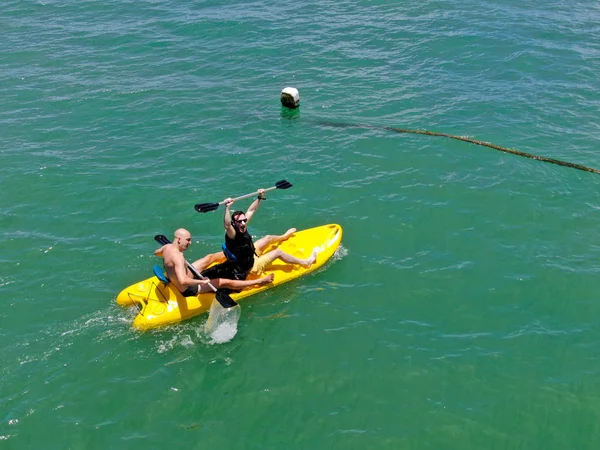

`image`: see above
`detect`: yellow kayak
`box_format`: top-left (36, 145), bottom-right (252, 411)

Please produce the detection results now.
top-left (116, 224), bottom-right (343, 330)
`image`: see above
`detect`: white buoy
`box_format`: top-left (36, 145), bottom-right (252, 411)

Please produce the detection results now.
top-left (280, 87), bottom-right (300, 109)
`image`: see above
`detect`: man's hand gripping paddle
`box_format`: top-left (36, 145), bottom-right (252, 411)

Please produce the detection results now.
top-left (194, 179), bottom-right (293, 213)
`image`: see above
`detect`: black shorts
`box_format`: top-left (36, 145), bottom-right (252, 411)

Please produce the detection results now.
top-left (201, 261), bottom-right (249, 281)
top-left (181, 262), bottom-right (250, 297)
top-left (180, 285), bottom-right (199, 297)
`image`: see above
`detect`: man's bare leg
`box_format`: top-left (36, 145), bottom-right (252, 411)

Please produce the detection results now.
top-left (259, 248), bottom-right (317, 269)
top-left (191, 251), bottom-right (226, 272)
top-left (254, 228), bottom-right (296, 254)
top-left (200, 274), bottom-right (275, 292)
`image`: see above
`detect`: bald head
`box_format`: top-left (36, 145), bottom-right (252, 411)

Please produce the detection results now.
top-left (174, 228), bottom-right (192, 251)
top-left (174, 228), bottom-right (191, 240)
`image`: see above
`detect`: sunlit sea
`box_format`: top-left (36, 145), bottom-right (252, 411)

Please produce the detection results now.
top-left (3, 0), bottom-right (600, 448)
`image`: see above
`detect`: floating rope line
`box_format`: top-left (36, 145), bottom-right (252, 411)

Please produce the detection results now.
top-left (319, 121), bottom-right (600, 175)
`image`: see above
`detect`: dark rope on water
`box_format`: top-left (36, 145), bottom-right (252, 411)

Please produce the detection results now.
top-left (319, 121), bottom-right (600, 175)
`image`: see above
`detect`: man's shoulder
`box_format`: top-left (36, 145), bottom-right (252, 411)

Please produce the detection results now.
top-left (162, 243), bottom-right (180, 258)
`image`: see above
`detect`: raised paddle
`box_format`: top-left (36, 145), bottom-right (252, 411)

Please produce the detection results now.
top-left (194, 179), bottom-right (293, 213)
top-left (154, 234), bottom-right (238, 308)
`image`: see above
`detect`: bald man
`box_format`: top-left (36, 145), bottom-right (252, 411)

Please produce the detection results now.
top-left (154, 228), bottom-right (274, 297)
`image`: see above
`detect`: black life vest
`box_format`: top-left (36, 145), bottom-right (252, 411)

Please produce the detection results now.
top-left (224, 229), bottom-right (256, 271)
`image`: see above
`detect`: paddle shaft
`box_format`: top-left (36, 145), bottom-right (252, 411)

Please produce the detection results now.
top-left (186, 261), bottom-right (217, 293)
top-left (195, 179), bottom-right (292, 213)
top-left (218, 185), bottom-right (279, 207)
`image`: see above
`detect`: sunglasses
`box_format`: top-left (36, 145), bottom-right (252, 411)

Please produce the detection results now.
top-left (235, 218), bottom-right (247, 224)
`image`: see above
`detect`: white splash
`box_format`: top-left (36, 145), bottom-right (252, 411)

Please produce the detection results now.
top-left (204, 301), bottom-right (241, 344)
top-left (333, 244), bottom-right (348, 261)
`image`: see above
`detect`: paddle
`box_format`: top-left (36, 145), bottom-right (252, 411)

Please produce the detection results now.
top-left (154, 234), bottom-right (238, 308)
top-left (194, 179), bottom-right (293, 213)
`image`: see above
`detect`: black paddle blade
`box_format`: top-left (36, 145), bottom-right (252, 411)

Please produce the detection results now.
top-left (275, 179), bottom-right (293, 189)
top-left (154, 234), bottom-right (171, 245)
top-left (215, 289), bottom-right (238, 308)
top-left (195, 202), bottom-right (220, 213)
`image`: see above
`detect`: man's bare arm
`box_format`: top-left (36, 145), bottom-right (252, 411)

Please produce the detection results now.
top-left (154, 244), bottom-right (167, 257)
top-left (245, 188), bottom-right (264, 223)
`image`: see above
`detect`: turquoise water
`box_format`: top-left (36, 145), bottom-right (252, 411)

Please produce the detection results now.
top-left (3, 0), bottom-right (600, 447)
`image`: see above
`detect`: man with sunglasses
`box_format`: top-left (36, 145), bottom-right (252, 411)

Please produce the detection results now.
top-left (201, 188), bottom-right (317, 284)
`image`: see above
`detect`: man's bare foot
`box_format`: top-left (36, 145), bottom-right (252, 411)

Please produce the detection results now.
top-left (281, 228), bottom-right (296, 241)
top-left (257, 273), bottom-right (275, 285)
top-left (302, 251), bottom-right (318, 268)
